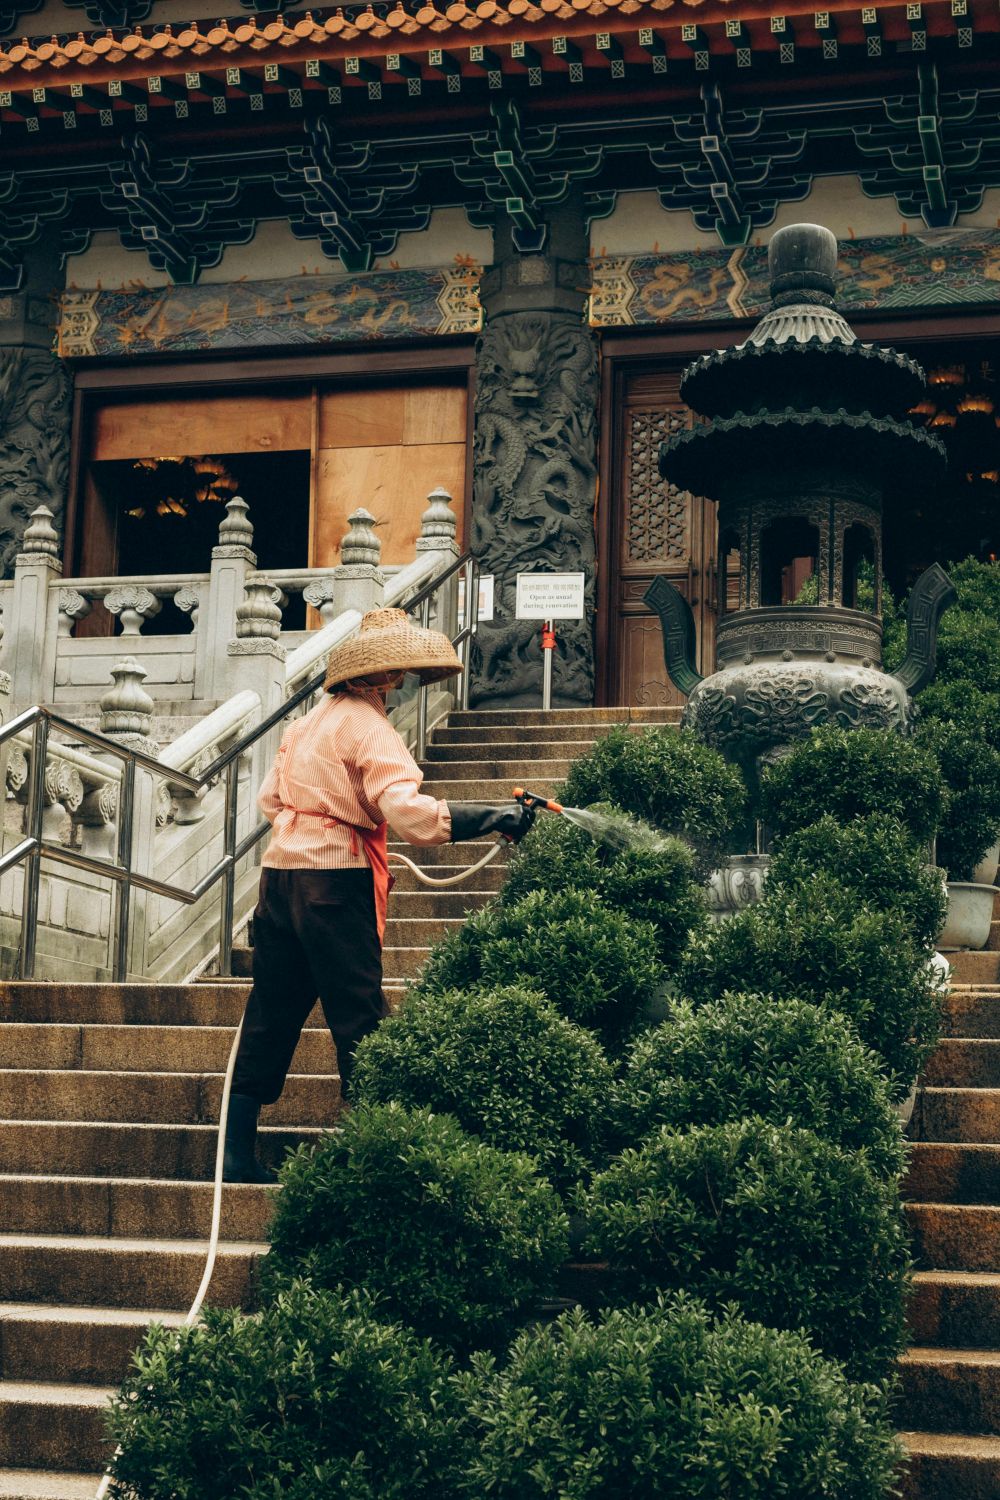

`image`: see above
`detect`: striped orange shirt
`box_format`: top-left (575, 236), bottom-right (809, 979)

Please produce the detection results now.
top-left (259, 688), bottom-right (452, 869)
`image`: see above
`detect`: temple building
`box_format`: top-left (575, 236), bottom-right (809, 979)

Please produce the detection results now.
top-left (0, 0), bottom-right (999, 709)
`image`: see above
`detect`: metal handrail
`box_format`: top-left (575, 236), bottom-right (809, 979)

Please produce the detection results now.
top-left (1, 550), bottom-right (479, 983)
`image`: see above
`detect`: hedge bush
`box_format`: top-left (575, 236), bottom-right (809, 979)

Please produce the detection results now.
top-left (263, 1104), bottom-right (568, 1352)
top-left (678, 875), bottom-right (942, 1093)
top-left (932, 607), bottom-right (1000, 695)
top-left (580, 1119), bottom-right (910, 1382)
top-left (352, 985), bottom-right (614, 1190)
top-left (918, 680), bottom-right (1000, 754)
top-left (414, 888), bottom-right (661, 1050)
top-left (104, 1282), bottom-right (469, 1500)
top-left (758, 726), bottom-right (944, 845)
top-left (767, 813), bottom-right (947, 947)
top-left (917, 719), bottom-right (1000, 880)
top-left (559, 726), bottom-right (749, 864)
top-left (612, 993), bottom-right (904, 1176)
top-left (465, 1296), bottom-right (901, 1500)
top-left (500, 811), bottom-right (706, 965)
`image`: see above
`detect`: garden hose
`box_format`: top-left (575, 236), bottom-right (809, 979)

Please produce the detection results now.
top-left (94, 836), bottom-right (507, 1499)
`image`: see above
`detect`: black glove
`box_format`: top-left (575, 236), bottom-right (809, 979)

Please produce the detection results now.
top-left (448, 801), bottom-right (536, 844)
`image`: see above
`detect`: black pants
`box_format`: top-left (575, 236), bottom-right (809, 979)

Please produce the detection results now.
top-left (231, 868), bottom-right (388, 1106)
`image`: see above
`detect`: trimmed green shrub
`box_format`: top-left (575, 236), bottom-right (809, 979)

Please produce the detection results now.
top-left (612, 993), bottom-right (904, 1176)
top-left (918, 680), bottom-right (1000, 753)
top-left (352, 985), bottom-right (614, 1190)
top-left (767, 813), bottom-right (947, 946)
top-left (465, 1296), bottom-right (901, 1500)
top-left (678, 875), bottom-right (942, 1093)
top-left (263, 1103), bottom-right (568, 1352)
top-left (559, 726), bottom-right (749, 862)
top-left (944, 556), bottom-right (1000, 620)
top-left (104, 1281), bottom-right (469, 1500)
top-left (415, 888), bottom-right (661, 1050)
top-left (580, 1119), bottom-right (910, 1382)
top-left (933, 608), bottom-right (1000, 695)
top-left (500, 811), bottom-right (706, 965)
top-left (917, 718), bottom-right (1000, 881)
top-left (759, 726), bottom-right (944, 844)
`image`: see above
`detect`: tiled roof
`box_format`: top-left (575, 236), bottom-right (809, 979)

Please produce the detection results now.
top-left (1, 0), bottom-right (989, 85)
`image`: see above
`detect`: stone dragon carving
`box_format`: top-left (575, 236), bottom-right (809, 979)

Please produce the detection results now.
top-left (471, 312), bottom-right (598, 706)
top-left (0, 349), bottom-right (72, 578)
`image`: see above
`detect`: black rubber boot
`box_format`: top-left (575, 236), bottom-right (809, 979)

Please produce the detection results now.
top-left (222, 1092), bottom-right (278, 1185)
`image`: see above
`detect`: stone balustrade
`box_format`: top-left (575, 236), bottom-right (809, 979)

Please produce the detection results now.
top-left (0, 483), bottom-right (464, 982)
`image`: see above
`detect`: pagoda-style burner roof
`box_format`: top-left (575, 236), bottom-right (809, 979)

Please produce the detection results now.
top-left (663, 406), bottom-right (946, 501)
top-left (680, 339), bottom-right (928, 423)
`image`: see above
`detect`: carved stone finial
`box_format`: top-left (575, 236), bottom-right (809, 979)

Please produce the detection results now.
top-left (57, 588), bottom-right (92, 637)
top-left (105, 584), bottom-right (161, 636)
top-left (20, 505), bottom-right (60, 559)
top-left (100, 657), bottom-right (156, 748)
top-left (173, 584), bottom-right (203, 631)
top-left (235, 578), bottom-right (282, 640)
top-left (417, 487), bottom-right (457, 549)
top-left (302, 577), bottom-right (339, 625)
top-left (768, 223), bottom-right (838, 307)
top-left (340, 508), bottom-right (382, 568)
top-left (217, 495), bottom-right (254, 552)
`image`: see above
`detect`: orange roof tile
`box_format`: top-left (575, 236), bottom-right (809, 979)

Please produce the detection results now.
top-left (0, 0), bottom-right (989, 87)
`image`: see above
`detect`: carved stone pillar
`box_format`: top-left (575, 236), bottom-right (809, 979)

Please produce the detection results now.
top-left (0, 239), bottom-right (73, 577)
top-left (471, 202), bottom-right (599, 708)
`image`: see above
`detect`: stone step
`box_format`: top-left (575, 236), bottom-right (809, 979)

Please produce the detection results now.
top-left (0, 1121), bottom-right (319, 1180)
top-left (898, 1348), bottom-right (1000, 1436)
top-left (421, 758), bottom-right (573, 783)
top-left (942, 990), bottom-right (1000, 1039)
top-left (381, 889), bottom-right (495, 917)
top-left (390, 862), bottom-right (506, 893)
top-left (433, 725), bottom-right (616, 745)
top-left (0, 985), bottom-right (253, 1027)
top-left (383, 917), bottom-right (462, 948)
top-left (425, 741), bottom-right (595, 764)
top-left (0, 1384), bottom-right (112, 1475)
top-left (0, 1175), bottom-right (274, 1240)
top-left (907, 1204), bottom-right (1000, 1273)
top-left (906, 1143), bottom-right (1000, 1205)
top-left (0, 1469), bottom-right (103, 1499)
top-left (3, 1023), bottom-right (337, 1075)
top-left (0, 1302), bottom-right (184, 1386)
top-left (387, 839), bottom-right (502, 865)
top-left (0, 1071), bottom-right (341, 1126)
top-left (949, 953), bottom-right (1000, 987)
top-left (898, 1432), bottom-right (1000, 1500)
top-left (381, 947), bottom-right (430, 981)
top-left (447, 708), bottom-right (681, 726)
top-left (919, 1089), bottom-right (1000, 1143)
top-left (909, 1272), bottom-right (1000, 1348)
top-left (924, 1041), bottom-right (1000, 1088)
top-left (409, 777), bottom-right (561, 802)
top-left (0, 1233), bottom-right (265, 1311)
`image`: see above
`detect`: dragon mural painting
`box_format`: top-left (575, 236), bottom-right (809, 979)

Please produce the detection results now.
top-left (0, 350), bottom-right (72, 576)
top-left (470, 311), bottom-right (599, 707)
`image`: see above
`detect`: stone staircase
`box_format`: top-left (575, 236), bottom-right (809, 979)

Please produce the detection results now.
top-left (0, 705), bottom-right (679, 1496)
top-left (900, 943), bottom-right (1000, 1499)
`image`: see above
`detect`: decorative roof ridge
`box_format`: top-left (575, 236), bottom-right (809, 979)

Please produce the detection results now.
top-left (667, 405), bottom-right (947, 443)
top-left (684, 338), bottom-right (926, 375)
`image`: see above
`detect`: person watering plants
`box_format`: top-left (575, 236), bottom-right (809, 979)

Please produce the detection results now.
top-left (222, 606), bottom-right (536, 1183)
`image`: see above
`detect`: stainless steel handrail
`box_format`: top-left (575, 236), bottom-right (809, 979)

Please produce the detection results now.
top-left (0, 551), bottom-right (479, 983)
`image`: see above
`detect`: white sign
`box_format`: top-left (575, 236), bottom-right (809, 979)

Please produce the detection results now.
top-left (515, 572), bottom-right (586, 620)
top-left (478, 574), bottom-right (495, 622)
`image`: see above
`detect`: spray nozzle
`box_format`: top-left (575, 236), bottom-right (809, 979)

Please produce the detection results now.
top-left (512, 786), bottom-right (564, 815)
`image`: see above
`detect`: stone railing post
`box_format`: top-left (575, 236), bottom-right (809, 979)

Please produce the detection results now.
top-left (227, 576), bottom-right (288, 817)
top-left (5, 505), bottom-right (63, 712)
top-left (99, 657), bottom-right (165, 977)
top-left (415, 487), bottom-right (461, 636)
top-left (305, 507), bottom-right (384, 623)
top-left (199, 495), bottom-right (256, 702)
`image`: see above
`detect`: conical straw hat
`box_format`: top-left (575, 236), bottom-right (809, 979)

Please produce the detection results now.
top-left (324, 607), bottom-right (463, 692)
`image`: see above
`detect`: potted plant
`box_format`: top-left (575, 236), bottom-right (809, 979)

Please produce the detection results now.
top-left (917, 720), bottom-right (1000, 950)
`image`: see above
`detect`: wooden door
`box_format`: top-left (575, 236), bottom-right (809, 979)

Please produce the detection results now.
top-left (605, 371), bottom-right (716, 708)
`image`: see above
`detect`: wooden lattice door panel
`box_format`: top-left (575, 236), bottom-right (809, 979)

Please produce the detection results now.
top-left (607, 372), bottom-right (716, 709)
